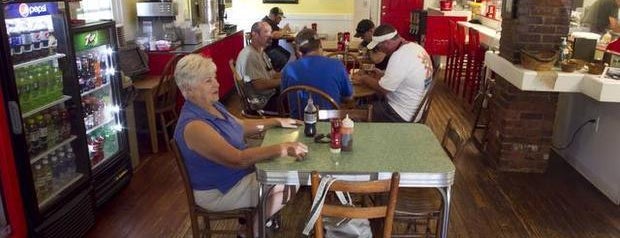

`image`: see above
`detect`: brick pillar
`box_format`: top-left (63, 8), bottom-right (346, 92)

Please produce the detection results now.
top-left (499, 0), bottom-right (571, 63)
top-left (483, 0), bottom-right (569, 172)
top-left (485, 77), bottom-right (558, 173)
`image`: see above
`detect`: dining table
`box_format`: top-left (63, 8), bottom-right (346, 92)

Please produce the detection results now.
top-left (255, 122), bottom-right (456, 237)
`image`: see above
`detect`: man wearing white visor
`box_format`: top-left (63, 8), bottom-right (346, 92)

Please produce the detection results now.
top-left (353, 24), bottom-right (434, 122)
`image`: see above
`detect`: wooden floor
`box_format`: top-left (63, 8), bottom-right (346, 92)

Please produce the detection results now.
top-left (86, 78), bottom-right (620, 238)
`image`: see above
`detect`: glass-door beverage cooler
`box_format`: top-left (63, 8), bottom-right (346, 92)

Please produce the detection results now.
top-left (0, 2), bottom-right (130, 237)
top-left (70, 20), bottom-right (132, 208)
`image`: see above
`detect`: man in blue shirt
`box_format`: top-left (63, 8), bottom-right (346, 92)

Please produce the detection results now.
top-left (281, 28), bottom-right (353, 119)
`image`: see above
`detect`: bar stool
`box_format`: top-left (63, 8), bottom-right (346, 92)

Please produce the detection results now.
top-left (444, 20), bottom-right (458, 89)
top-left (445, 22), bottom-right (469, 96)
top-left (464, 28), bottom-right (485, 103)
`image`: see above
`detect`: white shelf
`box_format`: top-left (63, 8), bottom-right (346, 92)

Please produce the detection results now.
top-left (30, 136), bottom-right (77, 164)
top-left (13, 53), bottom-right (66, 69)
top-left (81, 83), bottom-right (110, 97)
top-left (38, 174), bottom-right (83, 209)
top-left (85, 118), bottom-right (114, 135)
top-left (22, 95), bottom-right (72, 118)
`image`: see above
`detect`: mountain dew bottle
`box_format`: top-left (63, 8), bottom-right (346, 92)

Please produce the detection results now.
top-left (51, 67), bottom-right (63, 98)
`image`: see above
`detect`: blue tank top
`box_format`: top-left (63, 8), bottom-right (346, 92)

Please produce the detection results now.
top-left (173, 101), bottom-right (253, 193)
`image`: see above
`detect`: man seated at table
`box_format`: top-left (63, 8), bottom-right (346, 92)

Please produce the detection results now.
top-left (281, 28), bottom-right (353, 119)
top-left (262, 7), bottom-right (292, 71)
top-left (173, 54), bottom-right (308, 235)
top-left (354, 19), bottom-right (389, 70)
top-left (352, 24), bottom-right (433, 122)
top-left (236, 21), bottom-right (281, 112)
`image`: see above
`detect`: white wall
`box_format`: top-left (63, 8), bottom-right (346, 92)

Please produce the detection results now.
top-left (553, 93), bottom-right (620, 205)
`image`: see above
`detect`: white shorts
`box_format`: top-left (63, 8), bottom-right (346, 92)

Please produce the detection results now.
top-left (194, 173), bottom-right (259, 211)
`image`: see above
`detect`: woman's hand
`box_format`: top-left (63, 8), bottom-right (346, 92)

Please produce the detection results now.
top-left (280, 142), bottom-right (309, 160)
top-left (275, 118), bottom-right (303, 128)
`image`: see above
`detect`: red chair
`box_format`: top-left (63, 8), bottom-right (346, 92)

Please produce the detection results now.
top-left (451, 23), bottom-right (469, 96)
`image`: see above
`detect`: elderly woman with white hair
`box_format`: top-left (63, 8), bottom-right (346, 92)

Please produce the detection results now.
top-left (172, 54), bottom-right (307, 234)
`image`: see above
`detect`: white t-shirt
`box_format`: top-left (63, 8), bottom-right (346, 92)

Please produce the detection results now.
top-left (379, 42), bottom-right (434, 122)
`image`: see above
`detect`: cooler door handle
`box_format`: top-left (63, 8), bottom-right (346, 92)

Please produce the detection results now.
top-left (8, 101), bottom-right (22, 134)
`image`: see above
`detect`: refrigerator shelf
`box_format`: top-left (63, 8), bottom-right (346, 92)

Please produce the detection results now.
top-left (13, 53), bottom-right (67, 69)
top-left (38, 174), bottom-right (84, 209)
top-left (30, 135), bottom-right (77, 164)
top-left (80, 82), bottom-right (110, 97)
top-left (22, 95), bottom-right (72, 118)
top-left (85, 118), bottom-right (114, 135)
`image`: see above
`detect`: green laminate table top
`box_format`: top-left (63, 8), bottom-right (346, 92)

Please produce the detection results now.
top-left (256, 122), bottom-right (455, 187)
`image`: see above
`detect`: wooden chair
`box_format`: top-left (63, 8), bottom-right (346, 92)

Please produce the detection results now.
top-left (169, 139), bottom-right (254, 238)
top-left (441, 118), bottom-right (466, 160)
top-left (153, 54), bottom-right (184, 151)
top-left (392, 188), bottom-right (442, 238)
top-left (411, 80), bottom-right (437, 124)
top-left (318, 105), bottom-right (373, 122)
top-left (278, 85), bottom-right (340, 120)
top-left (325, 51), bottom-right (361, 72)
top-left (310, 171), bottom-right (400, 238)
top-left (229, 59), bottom-right (279, 119)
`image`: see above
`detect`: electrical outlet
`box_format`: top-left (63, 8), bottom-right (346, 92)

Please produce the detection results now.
top-left (594, 116), bottom-right (600, 132)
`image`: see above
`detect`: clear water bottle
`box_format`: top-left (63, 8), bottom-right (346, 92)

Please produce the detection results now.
top-left (65, 146), bottom-right (77, 179)
top-left (41, 158), bottom-right (53, 196)
top-left (304, 97), bottom-right (317, 137)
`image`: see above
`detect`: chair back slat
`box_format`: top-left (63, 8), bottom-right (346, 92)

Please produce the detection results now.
top-left (310, 171), bottom-right (400, 238)
top-left (322, 205), bottom-right (388, 219)
top-left (279, 85), bottom-right (340, 120)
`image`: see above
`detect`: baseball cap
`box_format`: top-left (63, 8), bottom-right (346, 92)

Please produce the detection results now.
top-left (366, 25), bottom-right (398, 50)
top-left (269, 7), bottom-right (285, 18)
top-left (354, 19), bottom-right (375, 38)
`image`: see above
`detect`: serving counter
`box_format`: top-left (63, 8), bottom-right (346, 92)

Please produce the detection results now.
top-left (147, 30), bottom-right (245, 98)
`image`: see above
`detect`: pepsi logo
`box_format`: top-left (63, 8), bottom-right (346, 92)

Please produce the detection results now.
top-left (18, 3), bottom-right (29, 17)
top-left (18, 3), bottom-right (48, 18)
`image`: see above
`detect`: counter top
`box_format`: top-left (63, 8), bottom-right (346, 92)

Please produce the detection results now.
top-left (147, 30), bottom-right (244, 54)
top-left (427, 7), bottom-right (472, 20)
top-left (485, 52), bottom-right (620, 102)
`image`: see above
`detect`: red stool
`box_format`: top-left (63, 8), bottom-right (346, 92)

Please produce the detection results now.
top-left (464, 28), bottom-right (485, 103)
top-left (444, 20), bottom-right (458, 90)
top-left (451, 23), bottom-right (469, 96)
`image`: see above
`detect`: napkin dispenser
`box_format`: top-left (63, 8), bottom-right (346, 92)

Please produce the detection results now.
top-left (182, 27), bottom-right (202, 45)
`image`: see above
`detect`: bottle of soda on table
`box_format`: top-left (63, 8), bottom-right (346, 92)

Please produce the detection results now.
top-left (304, 97), bottom-right (317, 137)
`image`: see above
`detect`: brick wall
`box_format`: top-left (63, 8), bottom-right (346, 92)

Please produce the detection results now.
top-left (499, 0), bottom-right (571, 63)
top-left (484, 77), bottom-right (558, 173)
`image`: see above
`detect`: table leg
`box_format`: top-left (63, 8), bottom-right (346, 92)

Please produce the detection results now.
top-left (144, 91), bottom-right (158, 153)
top-left (258, 183), bottom-right (273, 238)
top-left (437, 186), bottom-right (452, 238)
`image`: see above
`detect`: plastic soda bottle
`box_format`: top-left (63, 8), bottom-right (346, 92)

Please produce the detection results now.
top-left (304, 97), bottom-right (317, 137)
top-left (41, 157), bottom-right (53, 196)
top-left (26, 118), bottom-right (39, 155)
top-left (36, 114), bottom-right (48, 150)
top-left (33, 162), bottom-right (49, 200)
top-left (341, 114), bottom-right (354, 151)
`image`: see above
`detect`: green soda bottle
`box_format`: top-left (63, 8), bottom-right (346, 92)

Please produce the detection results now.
top-left (52, 67), bottom-right (63, 98)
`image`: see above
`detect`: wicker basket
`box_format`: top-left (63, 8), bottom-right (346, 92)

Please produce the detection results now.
top-left (520, 50), bottom-right (558, 71)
